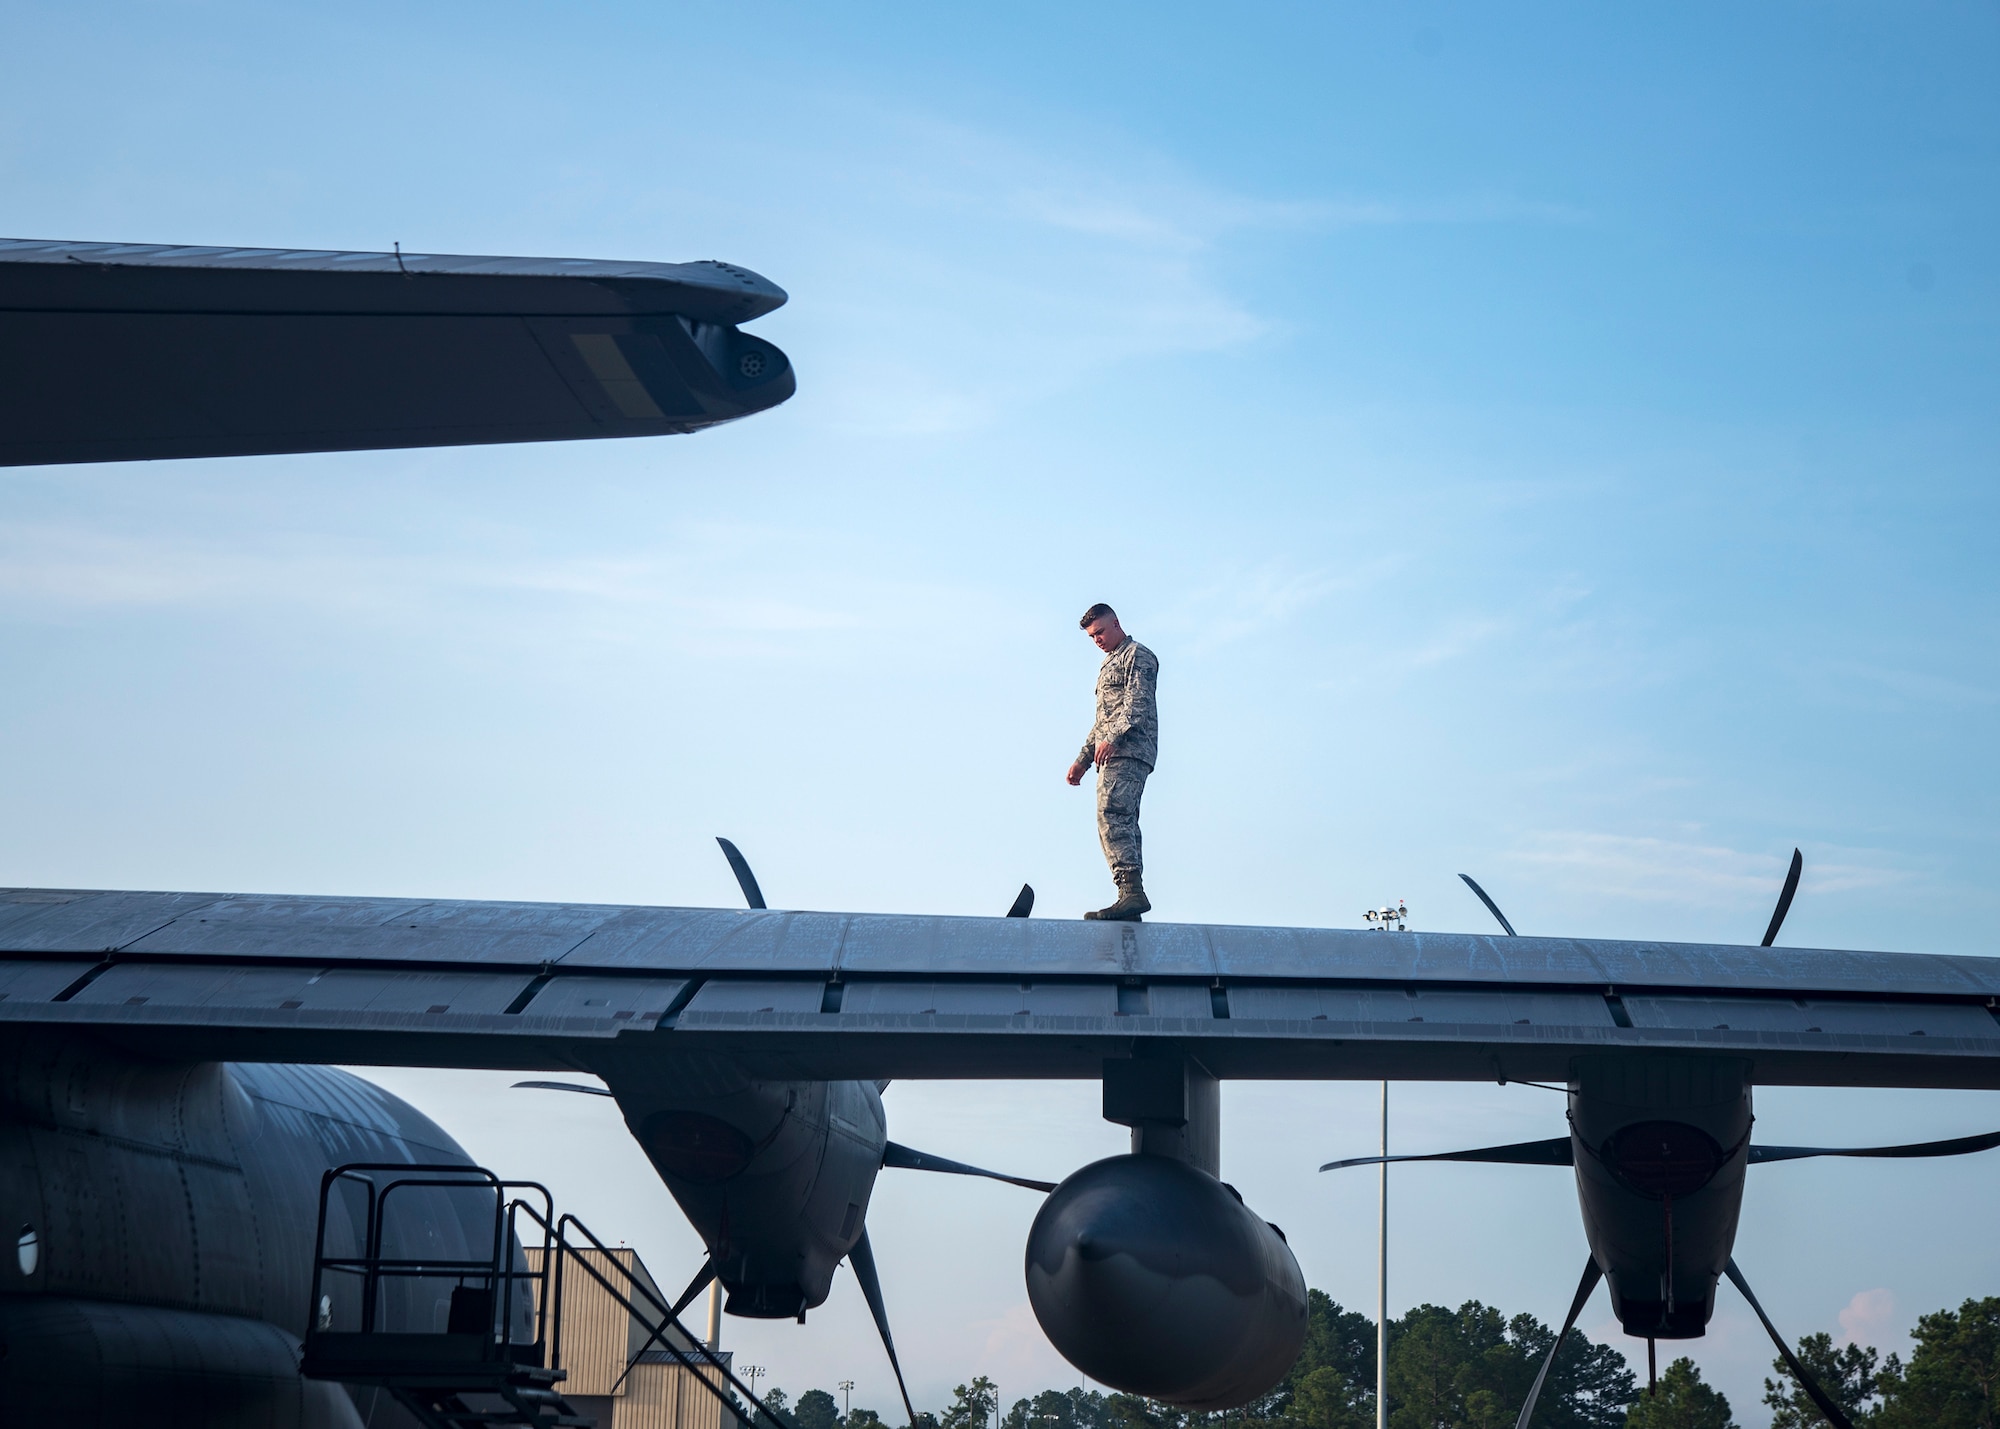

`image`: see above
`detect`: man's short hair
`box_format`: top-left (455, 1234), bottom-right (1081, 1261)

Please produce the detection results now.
top-left (1080, 603), bottom-right (1116, 629)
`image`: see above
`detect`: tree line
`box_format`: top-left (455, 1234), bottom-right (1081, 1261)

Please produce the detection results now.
top-left (755, 1290), bottom-right (2000, 1429)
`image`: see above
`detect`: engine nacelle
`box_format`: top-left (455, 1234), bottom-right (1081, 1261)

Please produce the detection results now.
top-left (1571, 1054), bottom-right (1752, 1339)
top-left (1024, 1154), bottom-right (1307, 1411)
top-left (606, 1063), bottom-right (888, 1320)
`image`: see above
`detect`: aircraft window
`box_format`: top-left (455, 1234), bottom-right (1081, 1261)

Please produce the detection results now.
top-left (16, 1226), bottom-right (37, 1277)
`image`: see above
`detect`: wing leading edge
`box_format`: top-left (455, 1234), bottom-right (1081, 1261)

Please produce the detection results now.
top-left (2, 886), bottom-right (1999, 1087)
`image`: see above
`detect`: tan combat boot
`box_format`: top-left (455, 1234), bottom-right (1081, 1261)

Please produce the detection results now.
top-left (1084, 878), bottom-right (1150, 922)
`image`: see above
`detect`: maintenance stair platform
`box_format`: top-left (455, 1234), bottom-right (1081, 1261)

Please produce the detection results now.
top-left (299, 1163), bottom-right (767, 1429)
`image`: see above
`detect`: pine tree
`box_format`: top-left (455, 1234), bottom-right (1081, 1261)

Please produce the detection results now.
top-left (1874, 1296), bottom-right (2000, 1429)
top-left (1761, 1332), bottom-right (1881, 1427)
top-left (1507, 1311), bottom-right (1638, 1428)
top-left (1623, 1359), bottom-right (1734, 1429)
top-left (943, 1378), bottom-right (1000, 1429)
top-left (1387, 1302), bottom-right (1511, 1429)
top-left (796, 1390), bottom-right (841, 1429)
top-left (1378, 1298), bottom-right (1633, 1429)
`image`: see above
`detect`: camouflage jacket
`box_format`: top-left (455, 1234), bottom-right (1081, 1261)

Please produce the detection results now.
top-left (1079, 637), bottom-right (1159, 770)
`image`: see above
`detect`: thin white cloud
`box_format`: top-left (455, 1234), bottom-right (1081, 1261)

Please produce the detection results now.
top-left (1817, 658), bottom-right (1999, 709)
top-left (1506, 832), bottom-right (1912, 905)
top-left (1162, 557), bottom-right (1398, 653)
top-left (0, 519), bottom-right (868, 647)
top-left (759, 96), bottom-right (1582, 435)
top-left (1403, 615), bottom-right (1511, 669)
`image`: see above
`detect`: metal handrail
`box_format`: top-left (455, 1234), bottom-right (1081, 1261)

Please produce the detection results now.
top-left (307, 1163), bottom-right (555, 1355)
top-left (305, 1162), bottom-right (793, 1429)
top-left (507, 1198), bottom-right (795, 1429)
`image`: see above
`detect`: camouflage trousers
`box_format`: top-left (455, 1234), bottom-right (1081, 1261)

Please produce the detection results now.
top-left (1095, 757), bottom-right (1150, 887)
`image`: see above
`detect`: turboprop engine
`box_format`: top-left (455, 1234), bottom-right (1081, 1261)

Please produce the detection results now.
top-left (1026, 1154), bottom-right (1308, 1411)
top-left (613, 1067), bottom-right (888, 1320)
top-left (1315, 860), bottom-right (2000, 1429)
top-left (1571, 1054), bottom-right (1751, 1339)
top-left (514, 839), bottom-right (1067, 1428)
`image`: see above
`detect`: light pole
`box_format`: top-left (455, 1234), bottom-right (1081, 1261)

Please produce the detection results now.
top-left (1376, 1080), bottom-right (1388, 1429)
top-left (744, 1364), bottom-right (766, 1405)
top-left (1361, 898), bottom-right (1405, 1429)
top-left (840, 1380), bottom-right (855, 1424)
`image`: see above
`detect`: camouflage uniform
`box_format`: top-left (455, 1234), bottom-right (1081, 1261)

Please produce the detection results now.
top-left (1079, 637), bottom-right (1159, 888)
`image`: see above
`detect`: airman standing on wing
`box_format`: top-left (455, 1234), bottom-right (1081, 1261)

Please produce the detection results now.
top-left (1066, 603), bottom-right (1159, 921)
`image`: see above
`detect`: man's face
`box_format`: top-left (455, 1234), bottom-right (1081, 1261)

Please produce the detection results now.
top-left (1085, 614), bottom-right (1125, 653)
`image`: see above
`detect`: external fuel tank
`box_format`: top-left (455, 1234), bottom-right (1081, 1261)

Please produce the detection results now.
top-left (1025, 1154), bottom-right (1307, 1411)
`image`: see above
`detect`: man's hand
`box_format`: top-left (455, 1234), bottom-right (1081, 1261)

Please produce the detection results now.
top-left (1095, 740), bottom-right (1116, 765)
top-left (1066, 759), bottom-right (1087, 786)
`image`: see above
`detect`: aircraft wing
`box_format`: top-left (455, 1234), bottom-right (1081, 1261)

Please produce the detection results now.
top-left (2, 887), bottom-right (1997, 1087)
top-left (0, 238), bottom-right (794, 466)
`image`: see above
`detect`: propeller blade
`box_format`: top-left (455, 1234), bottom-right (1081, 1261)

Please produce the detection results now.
top-left (882, 1140), bottom-right (1056, 1192)
top-left (1749, 1128), bottom-right (2000, 1164)
top-left (512, 1080), bottom-right (615, 1097)
top-left (1760, 847), bottom-right (1803, 947)
top-left (1514, 1256), bottom-right (1603, 1429)
top-left (1005, 883), bottom-right (1035, 918)
top-left (611, 1258), bottom-right (719, 1394)
top-left (1321, 1136), bottom-right (1572, 1173)
top-left (670, 1258), bottom-right (717, 1319)
top-left (1459, 874), bottom-right (1518, 937)
top-left (1725, 1258), bottom-right (1857, 1429)
top-left (716, 837), bottom-right (768, 910)
top-left (848, 1227), bottom-right (918, 1427)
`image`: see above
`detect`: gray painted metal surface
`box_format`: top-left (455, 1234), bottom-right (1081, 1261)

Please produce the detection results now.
top-left (4, 887), bottom-right (1999, 1087)
top-left (0, 237), bottom-right (794, 465)
top-left (0, 239), bottom-right (787, 322)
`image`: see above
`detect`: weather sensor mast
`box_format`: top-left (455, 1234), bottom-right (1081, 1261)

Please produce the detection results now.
top-left (1363, 900), bottom-right (1409, 931)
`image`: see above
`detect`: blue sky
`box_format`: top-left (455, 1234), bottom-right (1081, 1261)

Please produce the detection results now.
top-left (4, 3), bottom-right (1998, 1423)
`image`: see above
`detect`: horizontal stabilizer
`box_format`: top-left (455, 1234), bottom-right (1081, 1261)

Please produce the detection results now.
top-left (0, 237), bottom-right (793, 465)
